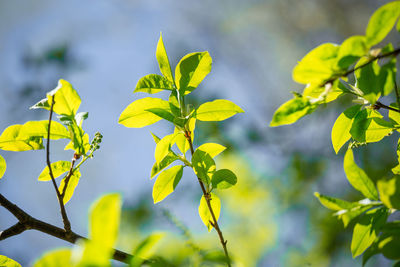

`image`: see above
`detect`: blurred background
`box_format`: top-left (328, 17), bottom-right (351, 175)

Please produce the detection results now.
top-left (0, 0), bottom-right (399, 266)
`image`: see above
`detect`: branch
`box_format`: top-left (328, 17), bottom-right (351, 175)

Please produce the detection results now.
top-left (323, 46), bottom-right (400, 87)
top-left (184, 130), bottom-right (232, 267)
top-left (46, 95), bottom-right (71, 232)
top-left (0, 193), bottom-right (142, 264)
top-left (374, 101), bottom-right (400, 114)
top-left (60, 156), bottom-right (77, 199)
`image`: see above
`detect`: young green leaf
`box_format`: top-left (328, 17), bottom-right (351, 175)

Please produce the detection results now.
top-left (377, 177), bottom-right (400, 210)
top-left (118, 97), bottom-right (171, 128)
top-left (130, 233), bottom-right (165, 267)
top-left (146, 108), bottom-right (176, 123)
top-left (354, 58), bottom-right (382, 104)
top-left (0, 155), bottom-right (6, 179)
top-left (350, 109), bottom-right (393, 143)
top-left (192, 149), bottom-right (216, 185)
top-left (365, 1), bottom-right (400, 46)
top-left (0, 125), bottom-right (44, 151)
top-left (151, 152), bottom-right (179, 179)
top-left (197, 143), bottom-right (226, 158)
top-left (314, 192), bottom-right (357, 211)
top-left (331, 105), bottom-right (362, 154)
top-left (174, 132), bottom-right (190, 155)
top-left (199, 192), bottom-right (221, 232)
top-left (175, 51), bottom-right (212, 94)
top-left (150, 132), bottom-right (161, 143)
top-left (344, 149), bottom-right (379, 200)
top-left (195, 99), bottom-right (244, 121)
top-left (89, 193), bottom-right (121, 248)
top-left (33, 248), bottom-right (72, 267)
top-left (0, 255), bottom-right (21, 267)
top-left (65, 124), bottom-right (90, 155)
top-left (38, 161), bottom-right (71, 181)
top-left (212, 169), bottom-right (237, 190)
top-left (337, 36), bottom-right (368, 69)
top-left (72, 239), bottom-right (112, 267)
top-left (270, 97), bottom-right (316, 127)
top-left (302, 81), bottom-right (344, 103)
top-left (47, 79), bottom-right (81, 116)
top-left (156, 33), bottom-right (174, 83)
top-left (292, 43), bottom-right (340, 84)
top-left (58, 169), bottom-right (81, 205)
top-left (351, 207), bottom-right (388, 258)
top-left (134, 74), bottom-right (174, 94)
top-left (336, 205), bottom-right (372, 228)
top-left (152, 165), bottom-right (183, 204)
top-left (20, 120), bottom-right (70, 140)
top-left (154, 133), bottom-right (178, 164)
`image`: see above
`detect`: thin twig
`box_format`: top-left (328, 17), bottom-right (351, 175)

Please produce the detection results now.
top-left (0, 193), bottom-right (145, 264)
top-left (46, 95), bottom-right (71, 232)
top-left (185, 130), bottom-right (232, 267)
top-left (60, 157), bottom-right (77, 199)
top-left (375, 101), bottom-right (400, 114)
top-left (394, 80), bottom-right (400, 111)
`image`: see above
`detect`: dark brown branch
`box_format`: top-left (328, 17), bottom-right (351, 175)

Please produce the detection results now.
top-left (46, 95), bottom-right (71, 232)
top-left (323, 46), bottom-right (400, 87)
top-left (374, 101), bottom-right (400, 114)
top-left (0, 193), bottom-right (142, 264)
top-left (60, 156), bottom-right (77, 199)
top-left (185, 130), bottom-right (231, 267)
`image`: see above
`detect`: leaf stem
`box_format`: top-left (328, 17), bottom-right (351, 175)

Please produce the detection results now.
top-left (46, 96), bottom-right (72, 233)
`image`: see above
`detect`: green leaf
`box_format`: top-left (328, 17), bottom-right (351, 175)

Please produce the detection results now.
top-left (302, 81), bottom-right (344, 103)
top-left (38, 161), bottom-right (71, 181)
top-left (270, 97), bottom-right (316, 127)
top-left (378, 234), bottom-right (400, 260)
top-left (197, 143), bottom-right (226, 158)
top-left (336, 205), bottom-right (372, 228)
top-left (21, 121), bottom-right (70, 140)
top-left (118, 97), bottom-right (171, 128)
top-left (154, 133), bottom-right (178, 164)
top-left (314, 192), bottom-right (357, 211)
top-left (46, 79), bottom-right (81, 116)
top-left (33, 249), bottom-right (71, 267)
top-left (389, 103), bottom-right (400, 125)
top-left (198, 192), bottom-right (221, 232)
top-left (65, 124), bottom-right (90, 155)
top-left (72, 239), bottom-right (111, 267)
top-left (0, 255), bottom-right (21, 267)
top-left (0, 124), bottom-right (43, 151)
top-left (151, 152), bottom-right (179, 179)
top-left (331, 105), bottom-right (362, 154)
top-left (89, 193), bottom-right (121, 248)
top-left (350, 109), bottom-right (393, 143)
top-left (58, 169), bottom-right (81, 205)
top-left (344, 148), bottom-right (379, 200)
top-left (212, 169), bottom-right (237, 189)
top-left (195, 99), bottom-right (244, 121)
top-left (130, 233), bottom-right (164, 267)
top-left (146, 108), bottom-right (176, 123)
top-left (174, 132), bottom-right (190, 155)
top-left (292, 43), bottom-right (340, 84)
top-left (156, 33), bottom-right (174, 83)
top-left (365, 1), bottom-right (400, 46)
top-left (192, 149), bottom-right (216, 185)
top-left (351, 207), bottom-right (388, 258)
top-left (337, 36), bottom-right (368, 69)
top-left (152, 165), bottom-right (183, 203)
top-left (175, 51), bottom-right (212, 94)
top-left (0, 155), bottom-right (6, 179)
top-left (150, 132), bottom-right (161, 143)
top-left (377, 177), bottom-right (400, 210)
top-left (134, 74), bottom-right (174, 94)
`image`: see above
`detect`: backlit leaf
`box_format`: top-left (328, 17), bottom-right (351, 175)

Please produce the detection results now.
top-left (156, 33), bottom-right (174, 83)
top-left (314, 192), bottom-right (357, 211)
top-left (197, 143), bottom-right (226, 158)
top-left (152, 165), bottom-right (183, 203)
top-left (350, 109), bottom-right (393, 143)
top-left (192, 149), bottom-right (216, 185)
top-left (58, 169), bottom-right (81, 205)
top-left (270, 97), bottom-right (316, 127)
top-left (175, 52), bottom-right (212, 94)
top-left (0, 255), bottom-right (21, 267)
top-left (199, 192), bottom-right (221, 232)
top-left (21, 121), bottom-right (70, 140)
top-left (331, 105), bottom-right (362, 154)
top-left (303, 81), bottom-right (344, 103)
top-left (195, 99), bottom-right (244, 121)
top-left (146, 108), bottom-right (175, 123)
top-left (151, 152), bottom-right (179, 179)
top-left (344, 149), bottom-right (378, 200)
top-left (33, 249), bottom-right (71, 267)
top-left (0, 125), bottom-right (43, 151)
top-left (134, 74), bottom-right (174, 94)
top-left (38, 161), bottom-right (71, 181)
top-left (46, 79), bottom-right (81, 116)
top-left (212, 169), bottom-right (237, 189)
top-left (0, 155), bottom-right (5, 179)
top-left (377, 177), bottom-right (400, 210)
top-left (118, 97), bottom-right (171, 128)
top-left (337, 36), bottom-right (368, 69)
top-left (154, 133), bottom-right (178, 164)
top-left (130, 233), bottom-right (164, 267)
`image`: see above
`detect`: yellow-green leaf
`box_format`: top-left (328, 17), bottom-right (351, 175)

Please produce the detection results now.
top-left (21, 121), bottom-right (70, 140)
top-left (154, 133), bottom-right (178, 164)
top-left (365, 1), bottom-right (400, 46)
top-left (175, 51), bottom-right (212, 94)
top-left (195, 99), bottom-right (244, 121)
top-left (0, 255), bottom-right (21, 267)
top-left (89, 193), bottom-right (121, 248)
top-left (197, 143), bottom-right (226, 158)
top-left (270, 97), bottom-right (316, 127)
top-left (47, 79), bottom-right (81, 116)
top-left (38, 161), bottom-right (71, 181)
top-left (118, 97), bottom-right (171, 128)
top-left (331, 105), bottom-right (362, 154)
top-left (337, 36), bottom-right (368, 69)
top-left (199, 193), bottom-right (221, 232)
top-left (156, 33), bottom-right (174, 83)
top-left (350, 109), bottom-right (393, 143)
top-left (174, 132), bottom-right (190, 155)
top-left (134, 74), bottom-right (174, 94)
top-left (150, 152), bottom-right (179, 179)
top-left (303, 81), bottom-right (344, 103)
top-left (0, 125), bottom-right (43, 151)
top-left (0, 155), bottom-right (6, 179)
top-left (314, 192), bottom-right (357, 211)
top-left (212, 169), bottom-right (237, 189)
top-left (152, 165), bottom-right (183, 203)
top-left (58, 169), bottom-right (81, 205)
top-left (377, 177), bottom-right (400, 210)
top-left (33, 249), bottom-right (72, 267)
top-left (192, 149), bottom-right (216, 185)
top-left (344, 149), bottom-right (378, 200)
top-left (130, 233), bottom-right (164, 267)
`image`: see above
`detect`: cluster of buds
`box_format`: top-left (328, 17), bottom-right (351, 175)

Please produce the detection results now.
top-left (89, 132), bottom-right (103, 156)
top-left (349, 140), bottom-right (367, 149)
